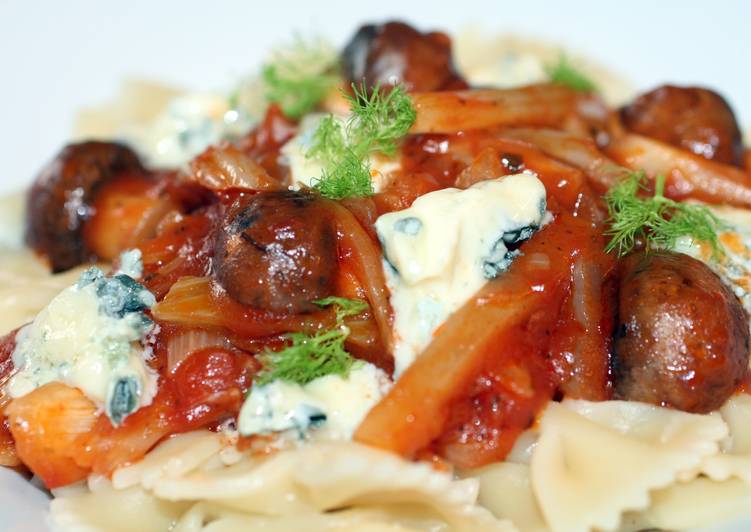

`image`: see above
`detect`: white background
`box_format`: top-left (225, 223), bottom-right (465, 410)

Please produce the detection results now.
top-left (1, 0), bottom-right (750, 195)
top-left (0, 1), bottom-right (750, 530)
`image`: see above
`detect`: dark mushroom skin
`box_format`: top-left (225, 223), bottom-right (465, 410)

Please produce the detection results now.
top-left (621, 85), bottom-right (745, 167)
top-left (341, 21), bottom-right (468, 93)
top-left (214, 190), bottom-right (338, 314)
top-left (614, 251), bottom-right (749, 413)
top-left (26, 141), bottom-right (145, 273)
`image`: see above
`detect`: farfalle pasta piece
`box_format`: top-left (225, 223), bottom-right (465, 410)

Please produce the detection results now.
top-left (719, 394), bottom-right (751, 453)
top-left (503, 429), bottom-right (538, 465)
top-left (470, 462), bottom-right (548, 532)
top-left (0, 250), bottom-right (91, 335)
top-left (701, 394), bottom-right (751, 482)
top-left (49, 481), bottom-right (190, 532)
top-left (112, 431), bottom-right (226, 490)
top-left (51, 431), bottom-right (514, 532)
top-left (172, 502), bottom-right (482, 532)
top-left (153, 439), bottom-right (511, 531)
top-left (529, 401), bottom-right (728, 532)
top-left (628, 477), bottom-right (751, 531)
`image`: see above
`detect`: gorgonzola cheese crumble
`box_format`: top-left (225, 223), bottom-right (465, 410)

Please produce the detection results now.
top-left (124, 93), bottom-right (256, 168)
top-left (376, 173), bottom-right (548, 375)
top-left (281, 114), bottom-right (401, 193)
top-left (238, 363), bottom-right (391, 441)
top-left (463, 50), bottom-right (548, 89)
top-left (117, 38), bottom-right (338, 170)
top-left (6, 250), bottom-right (158, 425)
top-left (675, 205), bottom-right (751, 327)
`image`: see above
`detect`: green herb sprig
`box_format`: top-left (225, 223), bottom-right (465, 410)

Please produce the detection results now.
top-left (255, 297), bottom-right (368, 386)
top-left (261, 37), bottom-right (340, 119)
top-left (546, 54), bottom-right (597, 93)
top-left (312, 296), bottom-right (369, 322)
top-left (604, 172), bottom-right (726, 257)
top-left (344, 82), bottom-right (417, 157)
top-left (307, 82), bottom-right (416, 200)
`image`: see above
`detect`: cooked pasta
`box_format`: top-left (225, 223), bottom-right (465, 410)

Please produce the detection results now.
top-left (48, 397), bottom-right (751, 531)
top-left (2, 18), bottom-right (750, 532)
top-left (470, 400), bottom-right (730, 532)
top-left (50, 432), bottom-right (514, 532)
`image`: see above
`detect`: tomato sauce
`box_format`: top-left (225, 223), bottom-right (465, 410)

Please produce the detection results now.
top-left (0, 333), bottom-right (19, 468)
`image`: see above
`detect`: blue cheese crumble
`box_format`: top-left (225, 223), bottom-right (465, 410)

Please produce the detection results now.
top-left (116, 248), bottom-right (145, 279)
top-left (375, 173), bottom-right (548, 375)
top-left (674, 205), bottom-right (751, 332)
top-left (124, 93), bottom-right (256, 169)
top-left (238, 363), bottom-right (391, 441)
top-left (6, 251), bottom-right (158, 425)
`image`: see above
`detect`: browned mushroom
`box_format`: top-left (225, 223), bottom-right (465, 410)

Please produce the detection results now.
top-left (614, 251), bottom-right (749, 413)
top-left (341, 21), bottom-right (468, 93)
top-left (621, 85), bottom-right (744, 167)
top-left (26, 141), bottom-right (146, 272)
top-left (213, 191), bottom-right (338, 314)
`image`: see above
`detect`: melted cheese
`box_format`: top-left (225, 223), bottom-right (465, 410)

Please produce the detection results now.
top-left (376, 173), bottom-right (548, 375)
top-left (238, 363), bottom-right (391, 441)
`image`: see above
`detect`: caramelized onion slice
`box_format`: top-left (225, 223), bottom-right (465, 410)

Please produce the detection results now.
top-left (607, 132), bottom-right (751, 208)
top-left (166, 328), bottom-right (233, 373)
top-left (326, 201), bottom-right (394, 354)
top-left (500, 128), bottom-right (628, 193)
top-left (187, 143), bottom-right (284, 192)
top-left (410, 84), bottom-right (579, 134)
top-left (153, 276), bottom-right (335, 338)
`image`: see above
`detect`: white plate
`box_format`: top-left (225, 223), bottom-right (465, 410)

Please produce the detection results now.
top-left (1, 1), bottom-right (750, 530)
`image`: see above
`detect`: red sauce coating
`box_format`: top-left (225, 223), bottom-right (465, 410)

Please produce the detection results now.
top-left (235, 104), bottom-right (297, 178)
top-left (0, 333), bottom-right (19, 468)
top-left (434, 326), bottom-right (556, 468)
top-left (139, 208), bottom-right (218, 300)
